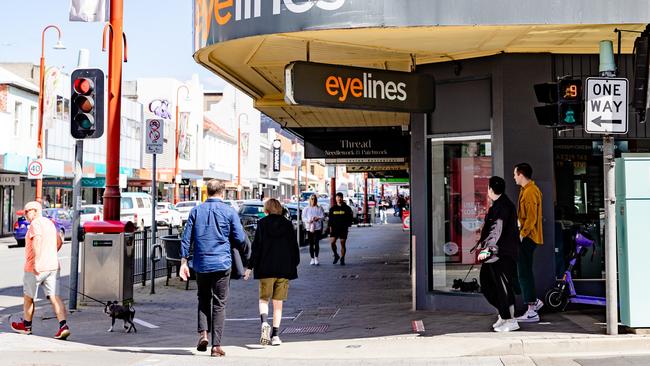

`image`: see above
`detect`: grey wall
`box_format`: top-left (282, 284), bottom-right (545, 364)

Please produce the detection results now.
top-left (413, 54), bottom-right (557, 311)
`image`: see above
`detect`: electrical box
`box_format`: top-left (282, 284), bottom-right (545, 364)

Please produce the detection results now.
top-left (616, 153), bottom-right (650, 328)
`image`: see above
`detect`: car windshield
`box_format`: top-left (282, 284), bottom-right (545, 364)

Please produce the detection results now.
top-left (240, 205), bottom-right (263, 215)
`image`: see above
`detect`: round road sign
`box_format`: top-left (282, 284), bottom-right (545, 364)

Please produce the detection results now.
top-left (28, 160), bottom-right (43, 179)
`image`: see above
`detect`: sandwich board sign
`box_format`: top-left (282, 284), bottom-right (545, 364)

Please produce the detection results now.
top-left (585, 77), bottom-right (628, 134)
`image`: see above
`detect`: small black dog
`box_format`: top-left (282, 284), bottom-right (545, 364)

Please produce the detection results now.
top-left (104, 301), bottom-right (137, 333)
top-left (452, 278), bottom-right (481, 293)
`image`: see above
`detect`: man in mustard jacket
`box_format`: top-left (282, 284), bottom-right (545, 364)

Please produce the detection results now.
top-left (513, 163), bottom-right (544, 322)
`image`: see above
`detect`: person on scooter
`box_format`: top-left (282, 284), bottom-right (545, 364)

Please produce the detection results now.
top-left (477, 176), bottom-right (520, 332)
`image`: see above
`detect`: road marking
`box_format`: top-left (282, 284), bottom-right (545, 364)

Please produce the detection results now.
top-left (133, 318), bottom-right (159, 329)
top-left (225, 317), bottom-right (295, 322)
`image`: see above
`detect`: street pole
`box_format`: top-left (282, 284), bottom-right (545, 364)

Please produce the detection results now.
top-left (69, 48), bottom-right (89, 311)
top-left (150, 153), bottom-right (157, 295)
top-left (36, 25), bottom-right (64, 203)
top-left (103, 0), bottom-right (124, 221)
top-left (599, 40), bottom-right (618, 335)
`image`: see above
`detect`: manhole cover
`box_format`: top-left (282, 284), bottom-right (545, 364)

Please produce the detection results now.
top-left (282, 324), bottom-right (329, 334)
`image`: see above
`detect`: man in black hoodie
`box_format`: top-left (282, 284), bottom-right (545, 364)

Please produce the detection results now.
top-left (477, 176), bottom-right (520, 332)
top-left (244, 198), bottom-right (299, 346)
top-left (328, 192), bottom-right (353, 265)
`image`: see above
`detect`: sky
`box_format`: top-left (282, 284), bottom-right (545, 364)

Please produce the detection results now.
top-left (0, 0), bottom-right (226, 90)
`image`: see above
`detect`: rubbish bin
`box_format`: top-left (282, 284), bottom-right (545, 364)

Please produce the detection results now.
top-left (80, 221), bottom-right (136, 305)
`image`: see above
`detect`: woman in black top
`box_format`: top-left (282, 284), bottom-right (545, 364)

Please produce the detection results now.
top-left (477, 176), bottom-right (520, 332)
top-left (244, 198), bottom-right (299, 346)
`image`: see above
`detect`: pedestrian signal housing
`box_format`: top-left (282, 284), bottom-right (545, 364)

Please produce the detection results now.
top-left (533, 78), bottom-right (583, 127)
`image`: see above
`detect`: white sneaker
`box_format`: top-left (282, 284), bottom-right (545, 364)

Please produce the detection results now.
top-left (492, 315), bottom-right (505, 329)
top-left (494, 319), bottom-right (520, 332)
top-left (310, 258), bottom-right (315, 265)
top-left (314, 257), bottom-right (319, 265)
top-left (260, 322), bottom-right (271, 345)
top-left (533, 299), bottom-right (544, 312)
top-left (515, 309), bottom-right (540, 323)
top-left (271, 336), bottom-right (282, 346)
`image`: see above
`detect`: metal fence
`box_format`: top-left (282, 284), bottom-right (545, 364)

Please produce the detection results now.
top-left (132, 226), bottom-right (180, 285)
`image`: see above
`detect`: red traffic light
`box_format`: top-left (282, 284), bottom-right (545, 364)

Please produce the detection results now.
top-left (73, 77), bottom-right (94, 95)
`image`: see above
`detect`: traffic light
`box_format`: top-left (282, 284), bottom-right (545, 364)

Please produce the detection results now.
top-left (70, 68), bottom-right (104, 139)
top-left (533, 78), bottom-right (582, 127)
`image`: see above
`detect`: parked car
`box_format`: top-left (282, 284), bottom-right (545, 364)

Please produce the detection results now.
top-left (120, 192), bottom-right (153, 230)
top-left (175, 200), bottom-right (201, 224)
top-left (13, 209), bottom-right (66, 247)
top-left (238, 200), bottom-right (295, 243)
top-left (80, 204), bottom-right (103, 226)
top-left (156, 202), bottom-right (183, 227)
top-left (43, 208), bottom-right (73, 240)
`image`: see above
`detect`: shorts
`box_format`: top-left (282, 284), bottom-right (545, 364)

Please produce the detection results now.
top-left (259, 278), bottom-right (289, 301)
top-left (23, 270), bottom-right (59, 299)
top-left (330, 229), bottom-right (348, 240)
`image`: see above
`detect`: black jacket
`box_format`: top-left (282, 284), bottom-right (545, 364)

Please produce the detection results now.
top-left (328, 203), bottom-right (353, 232)
top-left (248, 214), bottom-right (300, 280)
top-left (478, 194), bottom-right (519, 261)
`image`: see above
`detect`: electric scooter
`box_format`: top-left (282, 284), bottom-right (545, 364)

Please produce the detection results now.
top-left (544, 228), bottom-right (607, 312)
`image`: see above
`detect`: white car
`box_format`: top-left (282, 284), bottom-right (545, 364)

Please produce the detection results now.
top-left (156, 202), bottom-right (183, 227)
top-left (120, 192), bottom-right (153, 230)
top-left (80, 204), bottom-right (103, 226)
top-left (175, 200), bottom-right (201, 222)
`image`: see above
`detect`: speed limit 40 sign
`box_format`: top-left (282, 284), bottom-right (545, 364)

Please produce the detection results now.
top-left (28, 160), bottom-right (43, 179)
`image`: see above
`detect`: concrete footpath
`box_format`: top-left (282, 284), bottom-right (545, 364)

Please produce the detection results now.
top-left (1, 216), bottom-right (650, 365)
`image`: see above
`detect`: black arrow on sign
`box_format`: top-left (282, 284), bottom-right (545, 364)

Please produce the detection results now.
top-left (591, 116), bottom-right (622, 127)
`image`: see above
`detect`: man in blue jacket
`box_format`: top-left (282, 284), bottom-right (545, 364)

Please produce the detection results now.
top-left (180, 180), bottom-right (246, 357)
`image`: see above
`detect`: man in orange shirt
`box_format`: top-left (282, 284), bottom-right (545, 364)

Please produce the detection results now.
top-left (513, 163), bottom-right (544, 323)
top-left (11, 201), bottom-right (70, 340)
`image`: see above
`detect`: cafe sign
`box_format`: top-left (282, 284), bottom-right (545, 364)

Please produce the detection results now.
top-left (0, 174), bottom-right (19, 186)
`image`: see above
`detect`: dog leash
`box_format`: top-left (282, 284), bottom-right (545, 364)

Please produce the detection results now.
top-left (57, 282), bottom-right (120, 307)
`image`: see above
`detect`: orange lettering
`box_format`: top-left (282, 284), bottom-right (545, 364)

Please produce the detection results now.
top-left (350, 78), bottom-right (362, 98)
top-left (196, 0), bottom-right (215, 46)
top-left (215, 0), bottom-right (233, 26)
top-left (337, 76), bottom-right (352, 102)
top-left (325, 76), bottom-right (339, 96)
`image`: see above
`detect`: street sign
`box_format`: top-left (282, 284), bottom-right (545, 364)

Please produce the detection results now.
top-left (585, 77), bottom-right (628, 134)
top-left (272, 139), bottom-right (281, 172)
top-left (346, 163), bottom-right (409, 173)
top-left (27, 160), bottom-right (43, 180)
top-left (145, 119), bottom-right (164, 154)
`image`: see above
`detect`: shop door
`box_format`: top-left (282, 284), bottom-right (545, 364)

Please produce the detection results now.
top-left (1, 186), bottom-right (15, 235)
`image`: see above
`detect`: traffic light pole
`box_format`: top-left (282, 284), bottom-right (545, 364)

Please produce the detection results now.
top-left (599, 40), bottom-right (618, 336)
top-left (103, 0), bottom-right (124, 221)
top-left (69, 139), bottom-right (83, 310)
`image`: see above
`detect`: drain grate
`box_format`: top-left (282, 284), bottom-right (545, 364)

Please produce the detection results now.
top-left (340, 274), bottom-right (359, 279)
top-left (282, 324), bottom-right (329, 334)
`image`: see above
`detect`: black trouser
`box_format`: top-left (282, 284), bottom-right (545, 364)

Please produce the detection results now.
top-left (307, 231), bottom-right (319, 258)
top-left (517, 237), bottom-right (538, 304)
top-left (196, 269), bottom-right (230, 346)
top-left (480, 257), bottom-right (517, 320)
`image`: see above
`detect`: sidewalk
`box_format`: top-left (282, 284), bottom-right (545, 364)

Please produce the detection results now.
top-left (2, 217), bottom-right (650, 365)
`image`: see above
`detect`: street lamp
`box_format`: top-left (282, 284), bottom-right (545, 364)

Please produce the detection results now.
top-left (36, 25), bottom-right (65, 203)
top-left (174, 84), bottom-right (190, 204)
top-left (237, 112), bottom-right (248, 200)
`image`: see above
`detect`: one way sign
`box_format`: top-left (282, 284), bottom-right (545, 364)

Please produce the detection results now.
top-left (585, 77), bottom-right (628, 134)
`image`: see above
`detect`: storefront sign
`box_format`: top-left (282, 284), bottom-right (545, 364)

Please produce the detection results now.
top-left (346, 163), bottom-right (409, 173)
top-left (272, 139), bottom-right (281, 172)
top-left (285, 62), bottom-right (434, 113)
top-left (0, 174), bottom-right (19, 186)
top-left (305, 132), bottom-right (409, 160)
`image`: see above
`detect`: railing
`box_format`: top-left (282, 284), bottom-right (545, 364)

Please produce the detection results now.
top-left (132, 226), bottom-right (180, 285)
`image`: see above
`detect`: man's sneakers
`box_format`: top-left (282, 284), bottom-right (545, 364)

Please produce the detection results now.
top-left (333, 253), bottom-right (340, 264)
top-left (260, 322), bottom-right (271, 345)
top-left (314, 257), bottom-right (319, 266)
top-left (310, 258), bottom-right (315, 265)
top-left (271, 336), bottom-right (282, 346)
top-left (54, 324), bottom-right (71, 340)
top-left (494, 319), bottom-right (520, 332)
top-left (515, 309), bottom-right (540, 322)
top-left (532, 298), bottom-right (544, 312)
top-left (10, 320), bottom-right (32, 335)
